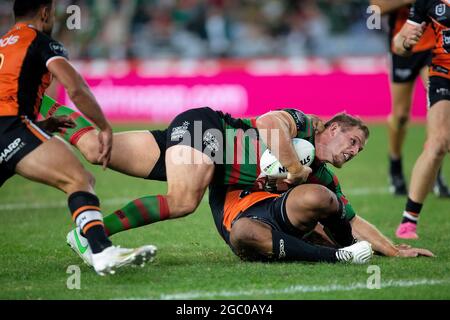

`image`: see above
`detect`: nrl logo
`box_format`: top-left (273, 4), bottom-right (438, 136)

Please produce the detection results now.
top-left (436, 3), bottom-right (447, 17)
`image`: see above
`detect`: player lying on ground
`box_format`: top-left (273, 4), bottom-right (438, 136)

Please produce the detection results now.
top-left (393, 0), bottom-right (450, 239)
top-left (207, 180), bottom-right (433, 262)
top-left (39, 97), bottom-right (432, 260)
top-left (0, 0), bottom-right (155, 275)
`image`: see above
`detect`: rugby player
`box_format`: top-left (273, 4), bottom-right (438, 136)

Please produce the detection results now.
top-left (39, 98), bottom-right (433, 261)
top-left (393, 0), bottom-right (450, 238)
top-left (0, 0), bottom-right (155, 275)
top-left (371, 0), bottom-right (449, 197)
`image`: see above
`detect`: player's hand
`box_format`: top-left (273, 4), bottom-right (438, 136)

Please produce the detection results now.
top-left (97, 126), bottom-right (113, 170)
top-left (397, 247), bottom-right (435, 258)
top-left (284, 165), bottom-right (312, 185)
top-left (307, 114), bottom-right (325, 134)
top-left (403, 22), bottom-right (426, 50)
top-left (395, 244), bottom-right (412, 250)
top-left (38, 115), bottom-right (76, 133)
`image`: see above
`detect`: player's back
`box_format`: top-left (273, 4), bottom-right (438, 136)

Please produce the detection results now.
top-left (0, 23), bottom-right (63, 120)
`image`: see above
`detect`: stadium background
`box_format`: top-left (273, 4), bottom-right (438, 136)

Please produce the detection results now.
top-left (1, 0), bottom-right (449, 300)
top-left (0, 0), bottom-right (427, 121)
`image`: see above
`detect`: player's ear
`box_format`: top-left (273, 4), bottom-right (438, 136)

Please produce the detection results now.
top-left (329, 122), bottom-right (339, 136)
top-left (41, 5), bottom-right (50, 23)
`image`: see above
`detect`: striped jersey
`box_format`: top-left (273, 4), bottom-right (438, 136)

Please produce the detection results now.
top-left (0, 23), bottom-right (68, 120)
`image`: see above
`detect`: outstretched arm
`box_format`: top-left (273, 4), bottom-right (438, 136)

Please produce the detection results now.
top-left (350, 215), bottom-right (434, 257)
top-left (48, 59), bottom-right (112, 169)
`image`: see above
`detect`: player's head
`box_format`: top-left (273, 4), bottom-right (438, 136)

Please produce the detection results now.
top-left (14, 0), bottom-right (55, 36)
top-left (319, 113), bottom-right (369, 168)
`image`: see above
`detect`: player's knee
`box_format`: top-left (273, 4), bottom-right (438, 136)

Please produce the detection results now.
top-left (81, 138), bottom-right (101, 165)
top-left (166, 192), bottom-right (201, 217)
top-left (300, 185), bottom-right (337, 217)
top-left (57, 168), bottom-right (94, 194)
top-left (425, 136), bottom-right (449, 160)
top-left (389, 113), bottom-right (410, 130)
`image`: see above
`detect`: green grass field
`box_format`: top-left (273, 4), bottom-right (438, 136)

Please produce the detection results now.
top-left (0, 123), bottom-right (449, 300)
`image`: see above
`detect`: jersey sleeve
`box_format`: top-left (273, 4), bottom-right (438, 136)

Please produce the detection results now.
top-left (282, 109), bottom-right (315, 139)
top-left (307, 164), bottom-right (356, 221)
top-left (408, 0), bottom-right (429, 25)
top-left (36, 33), bottom-right (69, 68)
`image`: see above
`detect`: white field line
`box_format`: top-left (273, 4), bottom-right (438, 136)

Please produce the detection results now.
top-left (126, 278), bottom-right (450, 300)
top-left (0, 187), bottom-right (390, 212)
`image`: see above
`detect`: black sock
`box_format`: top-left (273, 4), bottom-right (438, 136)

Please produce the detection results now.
top-left (68, 191), bottom-right (112, 254)
top-left (84, 225), bottom-right (112, 253)
top-left (402, 197), bottom-right (422, 224)
top-left (319, 198), bottom-right (355, 247)
top-left (271, 230), bottom-right (338, 263)
top-left (389, 156), bottom-right (403, 176)
top-left (436, 167), bottom-right (446, 185)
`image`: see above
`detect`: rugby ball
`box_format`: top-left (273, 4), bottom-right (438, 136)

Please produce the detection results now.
top-left (260, 138), bottom-right (315, 178)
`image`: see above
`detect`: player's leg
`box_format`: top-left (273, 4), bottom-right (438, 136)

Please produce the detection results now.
top-left (229, 185), bottom-right (372, 264)
top-left (103, 146), bottom-right (214, 236)
top-left (419, 65), bottom-right (450, 197)
top-left (387, 80), bottom-right (414, 195)
top-left (76, 129), bottom-right (162, 178)
top-left (40, 96), bottom-right (164, 179)
top-left (102, 107), bottom-right (220, 235)
top-left (15, 129), bottom-right (153, 274)
top-left (397, 77), bottom-right (450, 239)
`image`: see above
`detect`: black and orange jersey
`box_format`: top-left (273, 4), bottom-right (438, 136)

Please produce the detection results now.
top-left (408, 0), bottom-right (450, 78)
top-left (0, 23), bottom-right (68, 120)
top-left (223, 189), bottom-right (279, 232)
top-left (389, 4), bottom-right (435, 53)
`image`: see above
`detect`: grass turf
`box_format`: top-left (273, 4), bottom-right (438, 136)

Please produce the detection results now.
top-left (0, 123), bottom-right (449, 300)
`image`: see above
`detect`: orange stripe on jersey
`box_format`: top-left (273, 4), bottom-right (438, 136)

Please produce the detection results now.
top-left (72, 205), bottom-right (101, 221)
top-left (223, 189), bottom-right (279, 231)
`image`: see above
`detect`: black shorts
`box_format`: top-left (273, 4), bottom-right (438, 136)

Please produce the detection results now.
top-left (390, 50), bottom-right (432, 83)
top-left (146, 129), bottom-right (168, 181)
top-left (0, 117), bottom-right (52, 187)
top-left (208, 184), bottom-right (302, 249)
top-left (428, 76), bottom-right (450, 108)
top-left (147, 107), bottom-right (225, 182)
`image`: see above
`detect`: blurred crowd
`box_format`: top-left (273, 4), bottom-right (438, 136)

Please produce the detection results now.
top-left (1, 0), bottom-right (387, 59)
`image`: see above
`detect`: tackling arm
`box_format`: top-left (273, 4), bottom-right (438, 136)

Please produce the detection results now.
top-left (48, 58), bottom-right (113, 168)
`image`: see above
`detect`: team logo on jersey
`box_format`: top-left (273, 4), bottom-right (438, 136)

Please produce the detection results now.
top-left (171, 121), bottom-right (190, 141)
top-left (49, 42), bottom-right (68, 57)
top-left (203, 131), bottom-right (219, 153)
top-left (436, 4), bottom-right (446, 17)
top-left (0, 35), bottom-right (19, 47)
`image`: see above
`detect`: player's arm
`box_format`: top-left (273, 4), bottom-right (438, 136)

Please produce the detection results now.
top-left (47, 59), bottom-right (112, 168)
top-left (369, 0), bottom-right (415, 15)
top-left (350, 215), bottom-right (434, 257)
top-left (393, 0), bottom-right (428, 56)
top-left (393, 21), bottom-right (426, 56)
top-left (256, 110), bottom-right (312, 184)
